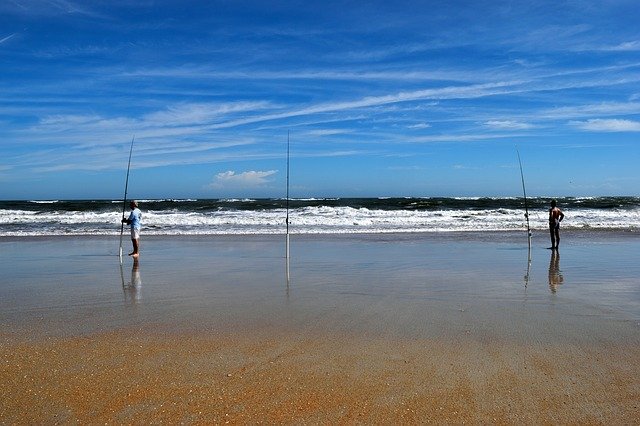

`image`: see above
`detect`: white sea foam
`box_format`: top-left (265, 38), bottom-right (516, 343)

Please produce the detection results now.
top-left (220, 198), bottom-right (256, 203)
top-left (139, 199), bottom-right (199, 203)
top-left (2, 204), bottom-right (638, 237)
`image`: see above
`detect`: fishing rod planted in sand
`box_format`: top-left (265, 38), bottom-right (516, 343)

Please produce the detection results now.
top-left (119, 135), bottom-right (135, 263)
top-left (285, 131), bottom-right (291, 283)
top-left (516, 148), bottom-right (532, 256)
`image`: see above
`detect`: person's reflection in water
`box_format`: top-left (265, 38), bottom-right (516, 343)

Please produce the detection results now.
top-left (123, 257), bottom-right (142, 304)
top-left (548, 249), bottom-right (564, 293)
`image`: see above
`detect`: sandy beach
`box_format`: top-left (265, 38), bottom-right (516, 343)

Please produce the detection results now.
top-left (1, 232), bottom-right (639, 423)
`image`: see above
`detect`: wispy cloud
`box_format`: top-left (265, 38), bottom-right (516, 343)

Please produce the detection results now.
top-left (1, 0), bottom-right (107, 18)
top-left (19, 101), bottom-right (273, 145)
top-left (118, 67), bottom-right (494, 83)
top-left (483, 120), bottom-right (534, 130)
top-left (305, 129), bottom-right (350, 137)
top-left (196, 81), bottom-right (525, 132)
top-left (571, 118), bottom-right (640, 132)
top-left (14, 81), bottom-right (516, 146)
top-left (602, 41), bottom-right (640, 52)
top-left (540, 102), bottom-right (640, 120)
top-left (0, 33), bottom-right (16, 44)
top-left (452, 164), bottom-right (478, 170)
top-left (407, 132), bottom-right (526, 143)
top-left (518, 24), bottom-right (593, 51)
top-left (142, 101), bottom-right (273, 127)
top-left (208, 170), bottom-right (278, 189)
top-left (7, 67), bottom-right (637, 174)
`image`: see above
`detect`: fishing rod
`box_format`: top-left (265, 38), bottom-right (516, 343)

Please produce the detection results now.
top-left (285, 131), bottom-right (291, 283)
top-left (516, 148), bottom-right (532, 255)
top-left (119, 135), bottom-right (135, 263)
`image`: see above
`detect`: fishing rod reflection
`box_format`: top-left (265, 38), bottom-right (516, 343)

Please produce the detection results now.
top-left (121, 257), bottom-right (142, 305)
top-left (523, 247), bottom-right (532, 288)
top-left (548, 250), bottom-right (564, 293)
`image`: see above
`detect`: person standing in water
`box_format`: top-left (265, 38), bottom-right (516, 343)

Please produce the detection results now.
top-left (548, 199), bottom-right (564, 250)
top-left (122, 200), bottom-right (142, 257)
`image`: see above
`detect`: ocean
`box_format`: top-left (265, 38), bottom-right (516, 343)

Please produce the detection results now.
top-left (0, 197), bottom-right (638, 237)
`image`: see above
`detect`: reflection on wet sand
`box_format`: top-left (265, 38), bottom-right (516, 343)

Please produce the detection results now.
top-left (122, 258), bottom-right (142, 304)
top-left (548, 250), bottom-right (564, 293)
top-left (523, 247), bottom-right (532, 288)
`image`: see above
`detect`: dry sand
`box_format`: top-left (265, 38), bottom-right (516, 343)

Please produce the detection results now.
top-left (1, 233), bottom-right (639, 423)
top-left (2, 327), bottom-right (639, 424)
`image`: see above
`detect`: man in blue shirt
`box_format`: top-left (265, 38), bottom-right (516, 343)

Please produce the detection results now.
top-left (122, 200), bottom-right (142, 257)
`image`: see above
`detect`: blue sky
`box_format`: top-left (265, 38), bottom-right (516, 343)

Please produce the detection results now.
top-left (1, 0), bottom-right (639, 200)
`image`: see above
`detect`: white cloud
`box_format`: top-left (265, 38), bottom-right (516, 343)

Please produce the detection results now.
top-left (571, 119), bottom-right (640, 132)
top-left (483, 120), bottom-right (534, 130)
top-left (209, 170), bottom-right (278, 189)
top-left (452, 164), bottom-right (478, 170)
top-left (604, 41), bottom-right (640, 52)
top-left (0, 33), bottom-right (16, 44)
top-left (120, 67), bottom-right (492, 84)
top-left (541, 102), bottom-right (640, 120)
top-left (200, 81), bottom-right (524, 131)
top-left (143, 101), bottom-right (271, 126)
top-left (0, 1), bottom-right (106, 18)
top-left (408, 132), bottom-right (522, 143)
top-left (408, 123), bottom-right (431, 129)
top-left (306, 129), bottom-right (349, 136)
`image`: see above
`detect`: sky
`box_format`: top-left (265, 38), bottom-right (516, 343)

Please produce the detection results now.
top-left (1, 0), bottom-right (639, 200)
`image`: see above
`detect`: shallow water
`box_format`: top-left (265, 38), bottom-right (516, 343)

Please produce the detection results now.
top-left (1, 233), bottom-right (638, 345)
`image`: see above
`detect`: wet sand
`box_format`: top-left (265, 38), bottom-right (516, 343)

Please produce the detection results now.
top-left (1, 232), bottom-right (639, 423)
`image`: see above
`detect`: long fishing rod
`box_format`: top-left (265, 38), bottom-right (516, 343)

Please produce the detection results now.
top-left (285, 131), bottom-right (291, 283)
top-left (119, 135), bottom-right (135, 263)
top-left (516, 148), bottom-right (532, 254)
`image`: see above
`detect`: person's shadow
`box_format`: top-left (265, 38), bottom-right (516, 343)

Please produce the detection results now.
top-left (122, 257), bottom-right (142, 304)
top-left (548, 250), bottom-right (564, 293)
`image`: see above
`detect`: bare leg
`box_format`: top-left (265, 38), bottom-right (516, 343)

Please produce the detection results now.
top-left (130, 238), bottom-right (140, 256)
top-left (549, 226), bottom-right (556, 249)
top-left (554, 228), bottom-right (560, 249)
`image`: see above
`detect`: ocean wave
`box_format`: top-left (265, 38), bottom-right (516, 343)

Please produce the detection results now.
top-left (220, 198), bottom-right (257, 203)
top-left (1, 197), bottom-right (639, 236)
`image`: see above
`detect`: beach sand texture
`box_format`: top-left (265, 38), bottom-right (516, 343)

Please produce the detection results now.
top-left (1, 233), bottom-right (639, 423)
